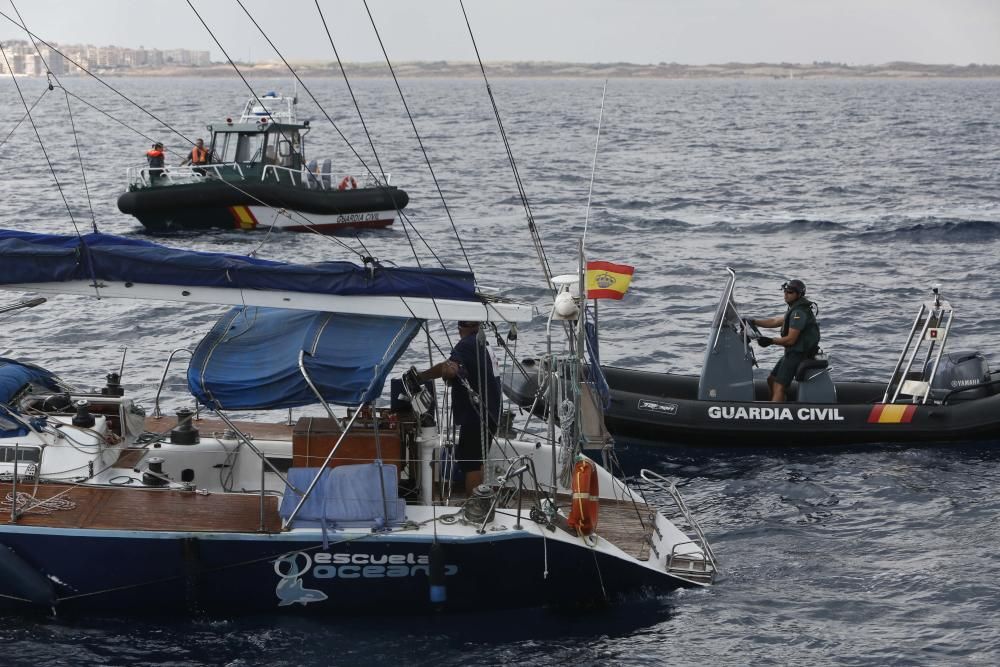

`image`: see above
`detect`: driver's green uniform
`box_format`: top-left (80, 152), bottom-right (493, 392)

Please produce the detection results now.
top-left (771, 297), bottom-right (820, 387)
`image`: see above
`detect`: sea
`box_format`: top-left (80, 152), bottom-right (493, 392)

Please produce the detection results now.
top-left (1, 75), bottom-right (1000, 666)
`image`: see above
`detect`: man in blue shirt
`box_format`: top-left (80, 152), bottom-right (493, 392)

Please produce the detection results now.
top-left (419, 321), bottom-right (501, 494)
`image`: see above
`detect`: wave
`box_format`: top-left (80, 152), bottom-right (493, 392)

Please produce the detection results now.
top-left (855, 218), bottom-right (1000, 242)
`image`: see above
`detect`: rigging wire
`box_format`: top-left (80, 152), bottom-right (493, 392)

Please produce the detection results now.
top-left (61, 88), bottom-right (98, 233)
top-left (186, 0), bottom-right (373, 260)
top-left (359, 0), bottom-right (474, 275)
top-left (228, 0), bottom-right (446, 271)
top-left (458, 0), bottom-right (554, 294)
top-left (0, 84), bottom-right (48, 153)
top-left (0, 9), bottom-right (197, 148)
top-left (226, 0), bottom-right (459, 349)
top-left (9, 0), bottom-right (98, 233)
top-left (309, 0), bottom-right (445, 270)
top-left (0, 6), bottom-right (345, 256)
top-left (581, 80), bottom-right (608, 250)
top-left (0, 40), bottom-right (81, 238)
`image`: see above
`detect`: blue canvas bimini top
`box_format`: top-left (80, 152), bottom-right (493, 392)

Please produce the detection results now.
top-left (189, 307), bottom-right (422, 410)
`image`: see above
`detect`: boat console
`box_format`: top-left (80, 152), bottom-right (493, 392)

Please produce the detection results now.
top-left (698, 267), bottom-right (836, 403)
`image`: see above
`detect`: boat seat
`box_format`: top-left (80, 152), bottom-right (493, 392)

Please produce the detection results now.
top-left (795, 358), bottom-right (829, 382)
top-left (305, 159), bottom-right (319, 188)
top-left (321, 159), bottom-right (332, 190)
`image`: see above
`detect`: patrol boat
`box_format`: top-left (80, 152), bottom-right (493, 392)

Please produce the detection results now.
top-left (0, 230), bottom-right (716, 614)
top-left (504, 268), bottom-right (1000, 447)
top-left (117, 92), bottom-right (409, 233)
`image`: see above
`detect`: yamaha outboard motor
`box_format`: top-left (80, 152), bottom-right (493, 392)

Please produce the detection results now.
top-left (925, 351), bottom-right (991, 402)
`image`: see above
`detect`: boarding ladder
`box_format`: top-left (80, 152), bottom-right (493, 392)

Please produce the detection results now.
top-left (639, 469), bottom-right (718, 584)
top-left (883, 286), bottom-right (954, 404)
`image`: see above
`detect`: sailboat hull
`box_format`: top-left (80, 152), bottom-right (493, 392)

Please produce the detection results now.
top-left (0, 528), bottom-right (689, 614)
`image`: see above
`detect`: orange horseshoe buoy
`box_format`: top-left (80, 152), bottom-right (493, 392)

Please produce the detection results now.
top-left (338, 176), bottom-right (358, 191)
top-left (566, 458), bottom-right (599, 536)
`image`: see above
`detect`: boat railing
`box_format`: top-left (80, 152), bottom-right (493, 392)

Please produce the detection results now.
top-left (126, 163), bottom-right (245, 189)
top-left (152, 348), bottom-right (196, 420)
top-left (262, 164), bottom-right (393, 191)
top-left (639, 468), bottom-right (718, 581)
top-left (884, 287), bottom-right (954, 404)
top-left (261, 164), bottom-right (308, 188)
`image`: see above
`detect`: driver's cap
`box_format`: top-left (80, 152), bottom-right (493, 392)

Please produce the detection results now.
top-left (782, 279), bottom-right (806, 296)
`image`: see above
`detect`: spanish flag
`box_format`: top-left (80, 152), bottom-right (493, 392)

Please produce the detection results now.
top-left (585, 261), bottom-right (635, 300)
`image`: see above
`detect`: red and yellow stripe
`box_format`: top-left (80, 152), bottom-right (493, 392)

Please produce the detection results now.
top-left (229, 205), bottom-right (258, 230)
top-left (585, 260), bottom-right (635, 300)
top-left (867, 404), bottom-right (917, 424)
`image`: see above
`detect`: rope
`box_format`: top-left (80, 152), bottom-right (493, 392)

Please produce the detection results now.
top-left (2, 490), bottom-right (77, 515)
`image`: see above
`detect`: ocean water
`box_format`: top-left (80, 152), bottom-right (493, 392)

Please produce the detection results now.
top-left (1, 75), bottom-right (1000, 665)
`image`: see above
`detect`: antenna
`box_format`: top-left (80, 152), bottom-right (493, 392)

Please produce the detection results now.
top-left (582, 80), bottom-right (608, 251)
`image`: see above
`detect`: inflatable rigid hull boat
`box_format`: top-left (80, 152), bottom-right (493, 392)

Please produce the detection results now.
top-left (504, 269), bottom-right (1000, 448)
top-left (118, 179), bottom-right (409, 233)
top-left (601, 366), bottom-right (1000, 446)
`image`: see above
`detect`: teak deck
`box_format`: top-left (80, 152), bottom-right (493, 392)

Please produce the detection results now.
top-left (1, 482), bottom-right (281, 533)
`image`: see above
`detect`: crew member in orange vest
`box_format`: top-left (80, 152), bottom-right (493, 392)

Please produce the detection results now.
top-left (145, 142), bottom-right (165, 181)
top-left (180, 138), bottom-right (210, 168)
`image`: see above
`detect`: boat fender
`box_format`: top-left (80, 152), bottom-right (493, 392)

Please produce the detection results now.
top-left (338, 176), bottom-right (358, 190)
top-left (429, 542), bottom-right (447, 606)
top-left (567, 457), bottom-right (599, 536)
top-left (0, 544), bottom-right (56, 608)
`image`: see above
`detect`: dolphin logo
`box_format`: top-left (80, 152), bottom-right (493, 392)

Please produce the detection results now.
top-left (276, 577), bottom-right (328, 607)
top-left (273, 552), bottom-right (328, 607)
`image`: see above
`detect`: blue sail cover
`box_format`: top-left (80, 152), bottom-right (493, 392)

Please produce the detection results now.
top-left (189, 307), bottom-right (422, 410)
top-left (0, 230), bottom-right (476, 301)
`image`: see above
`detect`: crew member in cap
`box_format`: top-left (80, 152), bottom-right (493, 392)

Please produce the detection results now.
top-left (746, 279), bottom-right (821, 402)
top-left (418, 321), bottom-right (501, 494)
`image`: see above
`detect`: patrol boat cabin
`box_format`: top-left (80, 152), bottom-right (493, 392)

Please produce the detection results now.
top-left (117, 92), bottom-right (410, 233)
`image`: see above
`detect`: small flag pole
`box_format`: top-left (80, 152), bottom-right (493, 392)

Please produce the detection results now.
top-left (582, 80), bottom-right (608, 252)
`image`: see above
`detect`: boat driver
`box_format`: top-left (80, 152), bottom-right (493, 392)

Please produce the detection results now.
top-left (418, 321), bottom-right (501, 495)
top-left (746, 279), bottom-right (821, 402)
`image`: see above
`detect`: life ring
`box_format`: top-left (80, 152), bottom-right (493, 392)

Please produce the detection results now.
top-left (566, 457), bottom-right (599, 536)
top-left (338, 176), bottom-right (358, 191)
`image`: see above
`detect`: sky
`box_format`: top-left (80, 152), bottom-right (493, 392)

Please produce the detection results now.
top-left (0, 0), bottom-right (998, 66)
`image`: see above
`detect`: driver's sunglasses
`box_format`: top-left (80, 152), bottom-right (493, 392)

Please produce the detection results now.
top-left (784, 289), bottom-right (797, 294)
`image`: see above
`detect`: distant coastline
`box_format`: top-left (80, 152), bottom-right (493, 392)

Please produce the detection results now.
top-left (80, 60), bottom-right (1000, 79)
